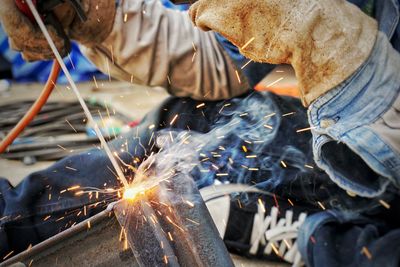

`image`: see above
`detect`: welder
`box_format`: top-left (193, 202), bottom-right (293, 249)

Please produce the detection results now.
top-left (0, 0), bottom-right (399, 266)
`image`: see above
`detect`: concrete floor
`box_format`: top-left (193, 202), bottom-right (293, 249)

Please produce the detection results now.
top-left (0, 66), bottom-right (296, 266)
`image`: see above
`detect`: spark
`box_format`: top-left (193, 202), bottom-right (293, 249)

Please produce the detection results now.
top-left (216, 173), bottom-right (229, 177)
top-left (3, 250), bottom-right (14, 260)
top-left (283, 239), bottom-right (291, 249)
top-left (123, 13), bottom-right (128, 22)
top-left (266, 77), bottom-right (284, 88)
top-left (258, 199), bottom-right (266, 213)
top-left (280, 161), bottom-right (287, 168)
top-left (65, 119), bottom-right (77, 133)
top-left (264, 113), bottom-right (276, 119)
top-left (296, 126), bottom-right (316, 133)
top-left (264, 124), bottom-right (273, 129)
top-left (166, 216), bottom-right (185, 232)
top-left (271, 243), bottom-right (280, 256)
top-left (249, 168), bottom-right (259, 171)
top-left (185, 218), bottom-right (200, 225)
top-left (282, 112), bottom-right (296, 117)
top-left (67, 185), bottom-right (80, 191)
top-left (93, 76), bottom-right (99, 88)
top-left (196, 103), bottom-right (205, 109)
top-left (164, 255), bottom-right (169, 264)
top-left (304, 164), bottom-right (314, 169)
top-left (185, 200), bottom-right (195, 208)
top-left (241, 59), bottom-right (253, 70)
top-left (167, 232), bottom-right (174, 241)
top-left (87, 221), bottom-right (91, 229)
top-left (123, 187), bottom-right (141, 200)
top-left (237, 199), bottom-right (243, 209)
top-left (149, 124), bottom-right (155, 129)
top-left (288, 199), bottom-right (294, 206)
top-left (67, 53), bottom-right (75, 69)
top-left (57, 144), bottom-right (67, 150)
top-left (56, 216), bottom-right (65, 222)
top-left (43, 215), bottom-right (51, 221)
top-left (246, 155), bottom-right (257, 158)
top-left (65, 166), bottom-right (78, 171)
top-left (170, 114), bottom-right (179, 126)
top-left (242, 146), bottom-right (248, 152)
top-left (167, 75), bottom-right (171, 85)
top-left (235, 70), bottom-right (242, 84)
top-left (317, 201), bottom-right (326, 210)
top-left (362, 246), bottom-right (372, 260)
top-left (379, 199), bottom-right (391, 209)
top-left (241, 37), bottom-right (255, 50)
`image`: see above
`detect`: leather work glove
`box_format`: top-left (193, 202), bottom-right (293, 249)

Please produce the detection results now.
top-left (189, 0), bottom-right (378, 106)
top-left (0, 0), bottom-right (115, 61)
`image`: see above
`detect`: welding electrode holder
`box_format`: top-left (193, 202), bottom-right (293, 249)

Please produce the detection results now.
top-left (15, 0), bottom-right (87, 55)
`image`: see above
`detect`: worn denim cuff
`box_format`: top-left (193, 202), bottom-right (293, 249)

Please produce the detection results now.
top-left (308, 32), bottom-right (400, 198)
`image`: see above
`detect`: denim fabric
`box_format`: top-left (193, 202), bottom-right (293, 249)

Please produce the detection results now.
top-left (308, 32), bottom-right (400, 198)
top-left (1, 92), bottom-right (337, 260)
top-left (298, 199), bottom-right (400, 267)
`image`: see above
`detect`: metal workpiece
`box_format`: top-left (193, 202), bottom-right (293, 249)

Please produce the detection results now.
top-left (0, 204), bottom-right (138, 267)
top-left (2, 174), bottom-right (233, 267)
top-left (114, 173), bottom-right (234, 267)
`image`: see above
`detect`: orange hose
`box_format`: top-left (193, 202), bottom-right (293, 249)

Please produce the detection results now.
top-left (0, 60), bottom-right (61, 153)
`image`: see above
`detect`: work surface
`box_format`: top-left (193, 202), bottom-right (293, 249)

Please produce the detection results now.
top-left (0, 79), bottom-right (292, 267)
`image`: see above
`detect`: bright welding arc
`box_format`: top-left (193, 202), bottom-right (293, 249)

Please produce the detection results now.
top-left (25, 0), bottom-right (129, 188)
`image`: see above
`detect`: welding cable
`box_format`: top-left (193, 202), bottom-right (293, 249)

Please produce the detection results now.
top-left (0, 60), bottom-right (61, 153)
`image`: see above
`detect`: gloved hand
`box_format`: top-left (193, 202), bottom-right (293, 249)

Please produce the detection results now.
top-left (0, 0), bottom-right (116, 61)
top-left (189, 0), bottom-right (378, 106)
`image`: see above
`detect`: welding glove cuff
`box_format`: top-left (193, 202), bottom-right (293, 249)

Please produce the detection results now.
top-left (189, 0), bottom-right (378, 106)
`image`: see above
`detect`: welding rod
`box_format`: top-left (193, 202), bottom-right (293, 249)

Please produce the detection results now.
top-left (25, 0), bottom-right (129, 188)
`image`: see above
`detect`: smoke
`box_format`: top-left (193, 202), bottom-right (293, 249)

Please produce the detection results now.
top-left (134, 92), bottom-right (316, 201)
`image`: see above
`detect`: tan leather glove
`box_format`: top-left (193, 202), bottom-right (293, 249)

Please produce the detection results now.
top-left (0, 0), bottom-right (115, 61)
top-left (189, 0), bottom-right (378, 106)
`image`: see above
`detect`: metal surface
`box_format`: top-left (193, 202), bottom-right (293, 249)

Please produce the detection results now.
top-left (2, 174), bottom-right (234, 267)
top-left (115, 173), bottom-right (234, 267)
top-left (1, 204), bottom-right (137, 267)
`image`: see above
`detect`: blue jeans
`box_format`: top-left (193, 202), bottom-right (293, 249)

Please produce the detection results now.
top-left (300, 31), bottom-right (400, 267)
top-left (1, 92), bottom-right (345, 260)
top-left (1, 92), bottom-right (398, 265)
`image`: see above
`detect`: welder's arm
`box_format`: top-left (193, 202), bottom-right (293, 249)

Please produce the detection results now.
top-left (80, 0), bottom-right (248, 101)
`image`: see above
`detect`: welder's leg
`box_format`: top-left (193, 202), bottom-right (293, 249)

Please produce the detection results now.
top-left (0, 92), bottom-right (332, 260)
top-left (298, 195), bottom-right (400, 267)
top-left (0, 95), bottom-right (242, 259)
